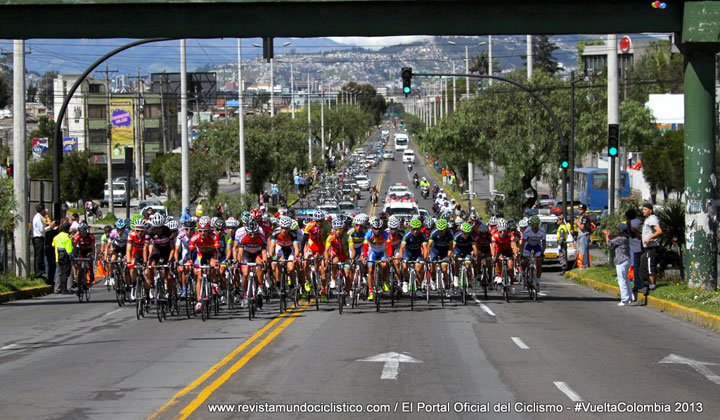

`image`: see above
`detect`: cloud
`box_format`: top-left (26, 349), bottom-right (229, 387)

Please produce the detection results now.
top-left (328, 36), bottom-right (433, 50)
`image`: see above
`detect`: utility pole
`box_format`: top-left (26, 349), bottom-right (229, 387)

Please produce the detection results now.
top-left (439, 78), bottom-right (444, 120)
top-left (180, 40), bottom-right (190, 211)
top-left (102, 63), bottom-right (117, 214)
top-left (290, 61), bottom-right (295, 119)
top-left (465, 45), bottom-right (470, 98)
top-left (488, 35), bottom-right (493, 86)
top-left (159, 76), bottom-right (167, 154)
top-left (607, 34), bottom-right (620, 213)
top-left (452, 61), bottom-right (456, 113)
top-left (320, 75), bottom-right (325, 161)
top-left (443, 76), bottom-right (448, 116)
top-left (13, 40), bottom-right (28, 277)
top-left (307, 73), bottom-right (312, 164)
top-left (237, 39), bottom-right (246, 195)
top-left (130, 69), bottom-right (147, 200)
top-left (526, 35), bottom-right (533, 79)
top-left (269, 58), bottom-right (274, 117)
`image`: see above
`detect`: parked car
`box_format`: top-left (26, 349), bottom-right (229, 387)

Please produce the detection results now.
top-left (102, 182), bottom-right (129, 207)
top-left (137, 199), bottom-right (167, 216)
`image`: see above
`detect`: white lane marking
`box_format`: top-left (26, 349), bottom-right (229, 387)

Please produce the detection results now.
top-left (659, 354), bottom-right (720, 385)
top-left (511, 337), bottom-right (529, 350)
top-left (102, 308), bottom-right (123, 317)
top-left (358, 352), bottom-right (423, 380)
top-left (0, 344), bottom-right (18, 351)
top-left (554, 381), bottom-right (584, 402)
top-left (538, 291), bottom-right (548, 296)
top-left (477, 301), bottom-right (496, 317)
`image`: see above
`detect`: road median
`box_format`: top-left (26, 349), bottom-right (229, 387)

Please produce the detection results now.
top-left (0, 283), bottom-right (53, 303)
top-left (565, 267), bottom-right (720, 332)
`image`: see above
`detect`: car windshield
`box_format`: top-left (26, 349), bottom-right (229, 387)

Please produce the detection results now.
top-left (386, 207), bottom-right (416, 216)
top-left (339, 203), bottom-right (355, 210)
top-left (541, 221), bottom-right (558, 235)
top-left (112, 184), bottom-right (125, 191)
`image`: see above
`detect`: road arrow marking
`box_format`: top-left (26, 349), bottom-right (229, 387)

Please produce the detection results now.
top-left (358, 352), bottom-right (422, 380)
top-left (659, 354), bottom-right (720, 385)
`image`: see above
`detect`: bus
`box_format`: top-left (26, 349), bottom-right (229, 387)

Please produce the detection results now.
top-left (394, 133), bottom-right (409, 152)
top-left (573, 167), bottom-right (630, 211)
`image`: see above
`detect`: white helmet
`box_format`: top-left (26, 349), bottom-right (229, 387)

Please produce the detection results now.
top-left (150, 212), bottom-right (165, 227)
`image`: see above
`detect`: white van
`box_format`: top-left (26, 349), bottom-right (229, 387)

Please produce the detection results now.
top-left (403, 149), bottom-right (415, 163)
top-left (394, 133), bottom-right (409, 152)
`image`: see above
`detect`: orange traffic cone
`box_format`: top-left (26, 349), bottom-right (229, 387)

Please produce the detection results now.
top-left (96, 261), bottom-right (106, 279)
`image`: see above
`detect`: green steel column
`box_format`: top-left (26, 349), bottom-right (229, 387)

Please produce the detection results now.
top-left (683, 52), bottom-right (717, 290)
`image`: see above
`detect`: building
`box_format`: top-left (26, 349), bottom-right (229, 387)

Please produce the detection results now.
top-left (580, 38), bottom-right (678, 78)
top-left (53, 74), bottom-right (179, 166)
top-left (25, 102), bottom-right (47, 122)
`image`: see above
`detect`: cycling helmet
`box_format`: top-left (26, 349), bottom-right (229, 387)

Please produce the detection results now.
top-left (506, 219), bottom-right (516, 231)
top-left (287, 208), bottom-right (296, 218)
top-left (250, 208), bottom-right (263, 220)
top-left (165, 220), bottom-right (179, 231)
top-left (497, 219), bottom-right (507, 232)
top-left (183, 218), bottom-right (196, 228)
top-left (332, 217), bottom-right (344, 229)
top-left (213, 218), bottom-right (226, 230)
top-left (478, 224), bottom-right (489, 233)
top-left (150, 212), bottom-right (165, 227)
top-left (424, 218), bottom-right (436, 229)
top-left (115, 219), bottom-right (127, 230)
top-left (468, 212), bottom-right (478, 221)
top-left (436, 218), bottom-right (448, 231)
top-left (198, 216), bottom-right (211, 230)
top-left (225, 217), bottom-right (239, 228)
top-left (454, 216), bottom-right (464, 226)
top-left (279, 216), bottom-right (293, 229)
top-left (103, 224), bottom-right (112, 232)
top-left (461, 222), bottom-right (472, 233)
top-left (410, 218), bottom-right (422, 229)
top-left (353, 213), bottom-right (368, 225)
top-left (530, 215), bottom-right (541, 225)
top-left (488, 216), bottom-right (498, 226)
top-left (131, 218), bottom-right (145, 230)
top-left (210, 217), bottom-right (218, 227)
top-left (313, 209), bottom-right (327, 221)
top-left (440, 212), bottom-right (453, 222)
top-left (518, 218), bottom-right (529, 229)
top-left (245, 220), bottom-right (260, 234)
top-left (370, 218), bottom-right (383, 230)
top-left (290, 220), bottom-right (299, 230)
top-left (240, 213), bottom-right (252, 225)
top-left (388, 216), bottom-right (400, 230)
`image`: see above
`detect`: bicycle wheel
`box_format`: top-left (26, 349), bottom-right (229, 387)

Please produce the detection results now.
top-left (437, 269), bottom-right (445, 308)
top-left (528, 266), bottom-right (537, 301)
top-left (135, 276), bottom-right (144, 320)
top-left (226, 270), bottom-right (234, 310)
top-left (337, 273), bottom-right (344, 315)
top-left (84, 271), bottom-right (91, 302)
top-left (248, 274), bottom-right (255, 320)
top-left (351, 269), bottom-right (360, 309)
top-left (77, 266), bottom-right (85, 303)
top-left (374, 267), bottom-right (381, 312)
top-left (213, 284), bottom-right (219, 316)
top-left (425, 267), bottom-right (432, 304)
top-left (460, 266), bottom-right (467, 306)
top-left (156, 275), bottom-right (165, 323)
top-left (389, 266), bottom-right (396, 308)
top-left (200, 277), bottom-right (207, 322)
top-left (502, 265), bottom-right (510, 303)
top-left (106, 267), bottom-right (112, 291)
top-left (409, 268), bottom-right (415, 311)
top-left (279, 268), bottom-right (287, 314)
top-left (185, 281), bottom-right (193, 319)
top-left (482, 263), bottom-right (489, 301)
top-left (312, 270), bottom-right (320, 311)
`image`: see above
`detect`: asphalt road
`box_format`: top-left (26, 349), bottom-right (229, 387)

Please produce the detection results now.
top-left (2, 125), bottom-right (720, 420)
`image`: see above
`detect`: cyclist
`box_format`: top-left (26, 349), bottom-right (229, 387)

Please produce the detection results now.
top-left (72, 222), bottom-right (96, 285)
top-left (387, 216), bottom-right (405, 286)
top-left (347, 213), bottom-right (369, 289)
top-left (236, 220), bottom-right (268, 308)
top-left (252, 207), bottom-right (273, 238)
top-left (453, 222), bottom-right (479, 287)
top-left (99, 225), bottom-right (112, 285)
top-left (475, 223), bottom-right (493, 283)
top-left (487, 216), bottom-right (498, 235)
top-left (425, 218), bottom-right (454, 290)
top-left (520, 215), bottom-right (546, 288)
top-left (422, 217), bottom-right (435, 240)
top-left (491, 219), bottom-right (518, 292)
top-left (213, 218), bottom-right (232, 304)
top-left (300, 210), bottom-right (331, 297)
top-left (189, 216), bottom-right (221, 312)
top-left (174, 218), bottom-right (196, 297)
top-left (323, 217), bottom-right (352, 299)
top-left (399, 217), bottom-right (427, 295)
top-left (126, 219), bottom-right (147, 300)
top-left (269, 216), bottom-right (300, 297)
top-left (145, 213), bottom-right (175, 301)
top-left (363, 217), bottom-right (391, 301)
top-left (105, 219), bottom-right (129, 289)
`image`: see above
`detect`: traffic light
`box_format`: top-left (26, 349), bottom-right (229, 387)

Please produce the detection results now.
top-left (560, 144), bottom-right (569, 169)
top-left (608, 124), bottom-right (619, 157)
top-left (401, 67), bottom-right (412, 97)
top-left (393, 120), bottom-right (397, 127)
top-left (400, 120), bottom-right (404, 127)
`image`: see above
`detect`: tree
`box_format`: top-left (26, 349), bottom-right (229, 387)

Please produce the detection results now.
top-left (28, 150), bottom-right (105, 202)
top-left (0, 72), bottom-right (9, 110)
top-left (468, 51), bottom-right (500, 75)
top-left (626, 40), bottom-right (683, 103)
top-left (26, 83), bottom-right (37, 103)
top-left (522, 36), bottom-right (560, 75)
top-left (0, 177), bottom-right (16, 232)
top-left (38, 71), bottom-right (58, 109)
top-left (341, 82), bottom-right (387, 125)
top-left (642, 129), bottom-right (684, 199)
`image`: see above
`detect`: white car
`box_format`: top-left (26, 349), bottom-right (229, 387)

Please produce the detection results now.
top-left (355, 175), bottom-right (370, 190)
top-left (538, 215), bottom-right (576, 270)
top-left (403, 149), bottom-right (416, 163)
top-left (387, 183), bottom-right (410, 195)
top-left (103, 182), bottom-right (129, 207)
top-left (382, 149), bottom-right (395, 160)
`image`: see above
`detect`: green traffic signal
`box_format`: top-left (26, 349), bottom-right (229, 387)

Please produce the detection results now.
top-left (608, 147), bottom-right (618, 157)
top-left (561, 161), bottom-right (569, 169)
top-left (401, 67), bottom-right (412, 97)
top-left (403, 86), bottom-right (411, 94)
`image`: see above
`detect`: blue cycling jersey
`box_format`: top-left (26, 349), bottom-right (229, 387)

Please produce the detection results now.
top-left (429, 229), bottom-right (453, 251)
top-left (402, 230), bottom-right (427, 251)
top-left (453, 231), bottom-right (474, 254)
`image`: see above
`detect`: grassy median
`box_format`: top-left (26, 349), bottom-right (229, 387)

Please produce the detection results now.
top-left (567, 266), bottom-right (720, 317)
top-left (0, 275), bottom-right (48, 294)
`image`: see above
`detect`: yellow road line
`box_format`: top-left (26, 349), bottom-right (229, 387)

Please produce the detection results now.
top-left (175, 301), bottom-right (312, 420)
top-left (147, 303), bottom-right (301, 420)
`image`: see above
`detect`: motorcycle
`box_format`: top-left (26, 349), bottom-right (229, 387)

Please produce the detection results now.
top-left (407, 163), bottom-right (413, 172)
top-left (370, 191), bottom-right (378, 206)
top-left (84, 200), bottom-right (103, 219)
top-left (413, 174), bottom-right (420, 188)
top-left (421, 186), bottom-right (430, 199)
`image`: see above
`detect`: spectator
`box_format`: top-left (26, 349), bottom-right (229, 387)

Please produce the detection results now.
top-left (258, 192), bottom-right (265, 206)
top-left (294, 174), bottom-right (301, 194)
top-left (31, 204), bottom-right (54, 281)
top-left (213, 202), bottom-right (224, 218)
top-left (263, 191), bottom-right (270, 207)
top-left (625, 208), bottom-right (643, 281)
top-left (52, 222), bottom-right (73, 294)
top-left (442, 167), bottom-right (447, 185)
top-left (69, 213), bottom-right (80, 234)
top-left (299, 175), bottom-right (306, 196)
top-left (576, 203), bottom-right (592, 269)
top-left (639, 203), bottom-right (662, 291)
top-left (180, 206), bottom-right (192, 223)
top-left (270, 184), bottom-right (279, 207)
top-left (45, 218), bottom-right (62, 286)
top-left (606, 223), bottom-right (634, 306)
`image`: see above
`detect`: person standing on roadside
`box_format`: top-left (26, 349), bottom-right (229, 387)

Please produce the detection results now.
top-left (606, 223), bottom-right (634, 306)
top-left (52, 222), bottom-right (74, 294)
top-left (31, 204), bottom-right (54, 280)
top-left (640, 203), bottom-right (662, 291)
top-left (576, 204), bottom-right (592, 269)
top-left (625, 207), bottom-right (643, 282)
top-left (69, 213), bottom-right (80, 234)
top-left (45, 218), bottom-right (61, 286)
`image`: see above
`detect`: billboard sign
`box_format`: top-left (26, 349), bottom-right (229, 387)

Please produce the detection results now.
top-left (62, 137), bottom-right (77, 154)
top-left (31, 137), bottom-right (49, 159)
top-left (110, 98), bottom-right (134, 160)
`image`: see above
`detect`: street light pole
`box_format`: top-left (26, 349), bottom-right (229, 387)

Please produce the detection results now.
top-left (269, 57), bottom-right (274, 117)
top-left (307, 73), bottom-right (312, 165)
top-left (465, 45), bottom-right (470, 98)
top-left (180, 39), bottom-right (190, 211)
top-left (238, 38), bottom-right (246, 194)
top-left (290, 61), bottom-right (295, 119)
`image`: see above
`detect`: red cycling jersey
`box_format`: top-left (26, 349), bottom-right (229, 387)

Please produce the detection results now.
top-left (238, 232), bottom-right (267, 254)
top-left (189, 232), bottom-right (220, 258)
top-left (73, 232), bottom-right (95, 257)
top-left (491, 231), bottom-right (516, 252)
top-left (128, 230), bottom-right (145, 250)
